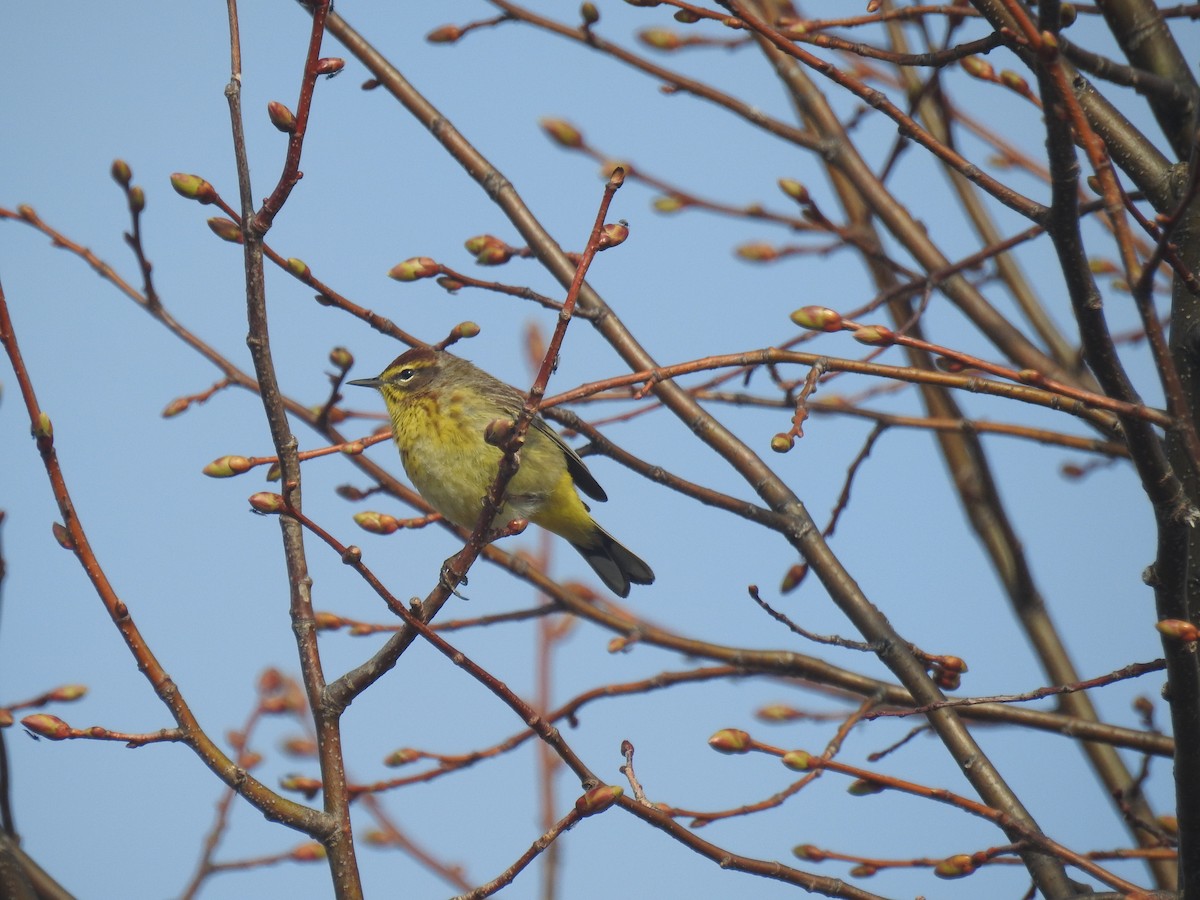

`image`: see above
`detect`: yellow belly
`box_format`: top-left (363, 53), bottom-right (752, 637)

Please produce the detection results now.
top-left (389, 392), bottom-right (579, 533)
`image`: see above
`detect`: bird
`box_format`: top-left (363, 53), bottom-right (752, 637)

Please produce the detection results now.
top-left (348, 347), bottom-right (654, 597)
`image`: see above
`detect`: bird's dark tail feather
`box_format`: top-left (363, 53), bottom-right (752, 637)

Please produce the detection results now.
top-left (572, 528), bottom-right (654, 598)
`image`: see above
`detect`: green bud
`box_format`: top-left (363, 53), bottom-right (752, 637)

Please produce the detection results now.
top-left (203, 455), bottom-right (252, 478)
top-left (789, 306), bottom-right (843, 332)
top-left (353, 511), bottom-right (400, 534)
top-left (707, 728), bottom-right (752, 754)
top-left (21, 713), bottom-right (72, 740)
top-left (111, 159), bottom-right (132, 186)
top-left (206, 217), bottom-right (243, 243)
top-left (170, 172), bottom-right (217, 204)
top-left (385, 747), bottom-right (422, 766)
top-left (387, 257), bottom-right (439, 281)
top-left (638, 28), bottom-right (683, 50)
top-left (267, 101), bottom-right (297, 133)
top-left (847, 778), bottom-right (885, 796)
top-left (248, 492), bottom-right (285, 514)
top-left (933, 854), bottom-right (976, 878)
top-left (735, 242), bottom-right (778, 262)
top-left (540, 118), bottom-right (584, 149)
top-left (575, 785), bottom-right (623, 816)
top-left (781, 750), bottom-right (814, 771)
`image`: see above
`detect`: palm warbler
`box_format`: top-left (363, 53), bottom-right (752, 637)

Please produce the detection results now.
top-left (348, 347), bottom-right (654, 597)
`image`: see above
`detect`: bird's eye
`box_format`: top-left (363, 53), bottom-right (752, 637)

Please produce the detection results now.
top-left (397, 368), bottom-right (416, 383)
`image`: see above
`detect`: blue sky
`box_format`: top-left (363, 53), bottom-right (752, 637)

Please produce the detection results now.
top-left (1, 3), bottom-right (1179, 898)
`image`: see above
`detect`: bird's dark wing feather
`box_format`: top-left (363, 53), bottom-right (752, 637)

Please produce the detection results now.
top-left (531, 416), bottom-right (608, 502)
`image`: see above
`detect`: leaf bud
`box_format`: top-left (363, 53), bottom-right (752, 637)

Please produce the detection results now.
top-left (597, 158), bottom-right (630, 179)
top-left (638, 27), bottom-right (683, 50)
top-left (540, 117), bottom-right (584, 149)
top-left (999, 70), bottom-right (1030, 94)
top-left (934, 356), bottom-right (970, 373)
top-left (353, 511), bottom-right (401, 535)
top-left (781, 750), bottom-right (814, 771)
top-left (267, 101), bottom-right (297, 133)
top-left (934, 670), bottom-right (962, 691)
top-left (756, 704), bottom-right (801, 722)
top-left (203, 455), bottom-right (253, 478)
top-left (385, 747), bottom-right (422, 767)
top-left (426, 24), bottom-right (463, 44)
top-left (52, 522), bottom-right (74, 550)
top-left (851, 325), bottom-right (894, 346)
top-left (329, 346), bottom-right (354, 370)
top-left (22, 714), bottom-right (71, 740)
top-left (49, 685), bottom-right (88, 702)
top-left (473, 242), bottom-right (512, 266)
top-left (249, 492), bottom-right (285, 514)
top-left (674, 9), bottom-right (701, 23)
top-left (162, 396), bottom-right (192, 418)
top-left (598, 221), bottom-right (629, 250)
top-left (790, 306), bottom-right (843, 332)
top-left (282, 737), bottom-right (318, 757)
top-left (575, 785), bottom-right (624, 816)
top-left (937, 655), bottom-right (968, 674)
top-left (280, 775), bottom-right (322, 799)
top-left (793, 844), bottom-right (826, 861)
top-left (933, 854), bottom-right (976, 878)
top-left (258, 667), bottom-right (285, 694)
top-left (206, 217), bottom-right (243, 243)
top-left (341, 545), bottom-right (362, 564)
top-left (778, 178), bottom-right (810, 204)
top-left (129, 186), bottom-right (146, 213)
top-left (450, 321), bottom-right (481, 341)
top-left (959, 56), bottom-right (994, 80)
top-left (437, 276), bottom-right (464, 293)
top-left (111, 159), bottom-right (132, 186)
top-left (707, 728), bottom-right (752, 754)
top-left (581, 3), bottom-right (600, 25)
top-left (1156, 618), bottom-right (1199, 642)
top-left (770, 433), bottom-right (794, 454)
top-left (314, 611), bottom-right (342, 630)
top-left (387, 256), bottom-right (440, 281)
top-left (315, 57), bottom-right (345, 76)
top-left (291, 842), bottom-right (326, 862)
top-left (735, 242), bottom-right (779, 262)
top-left (170, 172), bottom-right (218, 204)
top-left (33, 412), bottom-right (53, 442)
top-left (847, 778), bottom-right (884, 796)
top-left (652, 195), bottom-right (687, 213)
top-left (780, 562), bottom-right (807, 593)
top-left (286, 257), bottom-right (311, 278)
top-left (484, 418), bottom-right (517, 447)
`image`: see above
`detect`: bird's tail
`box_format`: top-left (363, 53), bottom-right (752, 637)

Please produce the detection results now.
top-left (572, 527), bottom-right (654, 598)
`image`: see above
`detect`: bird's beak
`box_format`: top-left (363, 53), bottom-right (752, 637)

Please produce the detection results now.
top-left (347, 376), bottom-right (382, 389)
